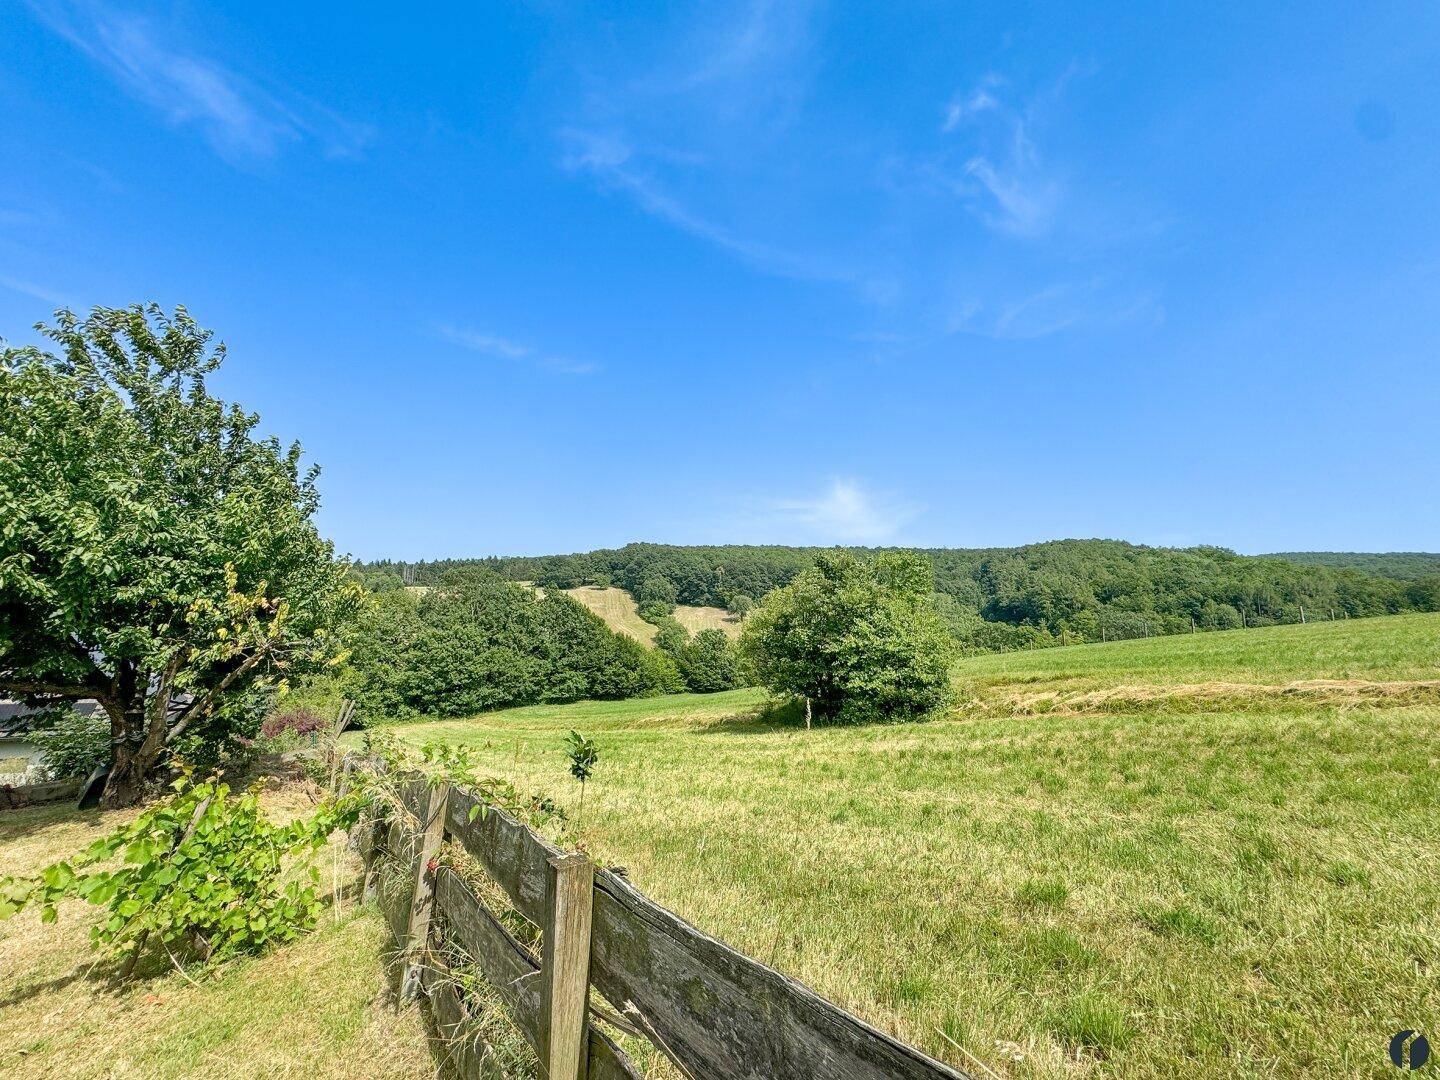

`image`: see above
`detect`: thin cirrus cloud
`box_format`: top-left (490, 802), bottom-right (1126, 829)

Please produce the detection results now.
top-left (436, 325), bottom-right (599, 376)
top-left (939, 70), bottom-right (1076, 239)
top-left (25, 0), bottom-right (371, 165)
top-left (0, 275), bottom-right (73, 308)
top-left (553, 1), bottom-right (900, 301)
top-left (558, 128), bottom-right (883, 297)
top-left (554, 6), bottom-right (1159, 346)
top-left (767, 479), bottom-right (917, 544)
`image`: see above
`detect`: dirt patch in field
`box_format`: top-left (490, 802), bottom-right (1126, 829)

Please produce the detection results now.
top-left (974, 678), bottom-right (1440, 717)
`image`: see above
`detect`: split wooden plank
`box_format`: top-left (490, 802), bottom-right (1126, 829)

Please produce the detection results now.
top-left (444, 788), bottom-right (559, 926)
top-left (588, 868), bottom-right (971, 1080)
top-left (401, 784), bottom-right (450, 1000)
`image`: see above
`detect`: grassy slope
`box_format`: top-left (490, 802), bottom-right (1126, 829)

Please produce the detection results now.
top-left (563, 585), bottom-right (743, 644)
top-left (956, 611), bottom-right (1440, 688)
top-left (671, 603), bottom-right (743, 640)
top-left (384, 614), bottom-right (1440, 1079)
top-left (562, 586), bottom-right (658, 645)
top-left (0, 789), bottom-right (433, 1080)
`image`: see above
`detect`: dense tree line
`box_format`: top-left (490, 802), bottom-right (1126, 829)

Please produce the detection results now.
top-left (342, 568), bottom-right (684, 719)
top-left (359, 539), bottom-right (1440, 650)
top-left (1266, 551), bottom-right (1440, 581)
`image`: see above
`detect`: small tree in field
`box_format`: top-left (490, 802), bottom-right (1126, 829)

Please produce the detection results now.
top-left (738, 552), bottom-right (953, 724)
top-left (0, 305), bottom-right (360, 805)
top-left (726, 594), bottom-right (754, 619)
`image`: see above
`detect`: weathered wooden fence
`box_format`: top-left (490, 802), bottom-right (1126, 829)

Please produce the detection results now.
top-left (356, 761), bottom-right (971, 1080)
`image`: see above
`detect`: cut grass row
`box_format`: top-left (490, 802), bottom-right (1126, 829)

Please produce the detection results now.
top-left (562, 585), bottom-right (743, 644)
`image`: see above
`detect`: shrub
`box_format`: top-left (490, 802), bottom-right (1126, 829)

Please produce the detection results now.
top-left (677, 629), bottom-right (740, 693)
top-left (24, 710), bottom-right (110, 780)
top-left (739, 552), bottom-right (954, 723)
top-left (0, 772), bottom-right (360, 968)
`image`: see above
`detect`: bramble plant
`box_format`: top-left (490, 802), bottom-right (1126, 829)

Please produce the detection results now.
top-left (0, 769), bottom-right (362, 972)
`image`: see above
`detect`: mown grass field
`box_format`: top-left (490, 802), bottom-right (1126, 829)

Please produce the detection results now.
top-left (671, 602), bottom-right (743, 640)
top-left (561, 585), bottom-right (659, 645)
top-left (561, 585), bottom-right (744, 643)
top-left (379, 613), bottom-right (1440, 1079)
top-left (0, 786), bottom-right (433, 1079)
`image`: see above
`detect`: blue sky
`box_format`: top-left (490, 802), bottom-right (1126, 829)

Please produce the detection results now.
top-left (3, 2), bottom-right (1438, 559)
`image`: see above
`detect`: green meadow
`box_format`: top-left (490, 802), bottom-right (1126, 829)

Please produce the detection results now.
top-left (378, 613), bottom-right (1440, 1078)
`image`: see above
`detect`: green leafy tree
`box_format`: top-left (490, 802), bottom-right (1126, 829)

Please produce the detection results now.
top-left (739, 552), bottom-right (954, 723)
top-left (0, 305), bottom-right (359, 804)
top-left (650, 616), bottom-right (690, 655)
top-left (635, 575), bottom-right (678, 610)
top-left (726, 594), bottom-right (754, 618)
top-left (677, 628), bottom-right (740, 693)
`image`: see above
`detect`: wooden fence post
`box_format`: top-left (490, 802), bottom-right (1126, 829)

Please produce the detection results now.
top-left (539, 853), bottom-right (594, 1080)
top-left (401, 783), bottom-right (450, 1002)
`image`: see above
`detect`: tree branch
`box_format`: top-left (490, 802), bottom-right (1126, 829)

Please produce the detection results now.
top-left (0, 680), bottom-right (109, 702)
top-left (166, 649), bottom-right (268, 740)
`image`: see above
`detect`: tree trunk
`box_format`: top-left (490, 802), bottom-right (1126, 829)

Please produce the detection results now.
top-left (102, 754), bottom-right (150, 808)
top-left (101, 706), bottom-right (164, 808)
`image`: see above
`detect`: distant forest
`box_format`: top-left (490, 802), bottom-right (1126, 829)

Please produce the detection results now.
top-left (357, 541), bottom-right (1440, 650)
top-left (1267, 551), bottom-right (1440, 581)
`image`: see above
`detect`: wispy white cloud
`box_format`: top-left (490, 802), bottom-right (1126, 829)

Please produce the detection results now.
top-left (947, 280), bottom-right (1163, 341)
top-left (962, 157), bottom-right (1061, 238)
top-left (436, 325), bottom-right (599, 376)
top-left (0, 275), bottom-right (72, 308)
top-left (436, 327), bottom-right (531, 360)
top-left (939, 68), bottom-right (1085, 238)
top-left (558, 13), bottom-right (1157, 349)
top-left (559, 129), bottom-right (885, 295)
top-left (768, 479), bottom-right (917, 543)
top-left (26, 0), bottom-right (371, 165)
top-left (555, 1), bottom-right (905, 299)
top-left (942, 76), bottom-right (1001, 132)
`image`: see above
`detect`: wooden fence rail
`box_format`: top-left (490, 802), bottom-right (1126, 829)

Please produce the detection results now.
top-left (358, 759), bottom-right (971, 1080)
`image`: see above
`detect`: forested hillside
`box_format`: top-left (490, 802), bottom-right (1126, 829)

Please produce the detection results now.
top-left (358, 540), bottom-right (1440, 648)
top-left (1267, 550), bottom-right (1440, 580)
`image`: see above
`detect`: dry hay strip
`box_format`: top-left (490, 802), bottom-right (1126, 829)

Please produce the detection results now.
top-left (977, 678), bottom-right (1440, 717)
